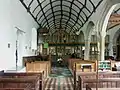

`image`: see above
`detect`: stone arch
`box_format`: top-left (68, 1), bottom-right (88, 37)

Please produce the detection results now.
top-left (112, 29), bottom-right (120, 59)
top-left (97, 1), bottom-right (120, 61)
top-left (84, 21), bottom-right (95, 60)
top-left (101, 5), bottom-right (117, 35)
top-left (79, 31), bottom-right (84, 42)
top-left (85, 21), bottom-right (95, 41)
top-left (112, 28), bottom-right (120, 59)
top-left (99, 1), bottom-right (120, 34)
top-left (113, 28), bottom-right (120, 45)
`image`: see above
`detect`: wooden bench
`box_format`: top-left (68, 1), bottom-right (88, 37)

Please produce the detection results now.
top-left (76, 71), bottom-right (120, 80)
top-left (73, 63), bottom-right (120, 90)
top-left (86, 85), bottom-right (92, 90)
top-left (26, 61), bottom-right (51, 78)
top-left (77, 75), bottom-right (120, 90)
top-left (23, 55), bottom-right (51, 66)
top-left (83, 78), bottom-right (120, 88)
top-left (77, 76), bottom-right (92, 90)
top-left (73, 62), bottom-right (120, 80)
top-left (68, 59), bottom-right (96, 74)
top-left (0, 72), bottom-right (44, 90)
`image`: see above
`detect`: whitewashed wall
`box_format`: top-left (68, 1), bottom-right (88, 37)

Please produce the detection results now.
top-left (0, 0), bottom-right (39, 70)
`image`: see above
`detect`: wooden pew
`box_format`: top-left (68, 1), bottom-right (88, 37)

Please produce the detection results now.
top-left (26, 61), bottom-right (51, 78)
top-left (72, 60), bottom-right (120, 81)
top-left (77, 76), bottom-right (82, 90)
top-left (0, 77), bottom-right (38, 90)
top-left (23, 55), bottom-right (51, 66)
top-left (77, 75), bottom-right (120, 89)
top-left (73, 64), bottom-right (76, 90)
top-left (0, 72), bottom-right (44, 90)
top-left (68, 59), bottom-right (81, 72)
top-left (68, 58), bottom-right (96, 74)
top-left (77, 75), bottom-right (92, 90)
top-left (76, 71), bottom-right (120, 80)
top-left (74, 63), bottom-right (120, 90)
top-left (83, 78), bottom-right (120, 88)
top-left (86, 85), bottom-right (92, 90)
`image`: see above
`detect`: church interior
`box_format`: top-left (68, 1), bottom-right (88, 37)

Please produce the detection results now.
top-left (1, 0), bottom-right (120, 90)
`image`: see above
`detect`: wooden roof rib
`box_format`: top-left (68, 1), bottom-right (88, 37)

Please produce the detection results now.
top-left (19, 0), bottom-right (103, 34)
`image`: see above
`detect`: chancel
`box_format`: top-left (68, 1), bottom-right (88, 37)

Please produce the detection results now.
top-left (1, 0), bottom-right (120, 90)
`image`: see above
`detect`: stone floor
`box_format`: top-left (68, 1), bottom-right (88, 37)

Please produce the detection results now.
top-left (44, 67), bottom-right (74, 90)
top-left (44, 77), bottom-right (74, 90)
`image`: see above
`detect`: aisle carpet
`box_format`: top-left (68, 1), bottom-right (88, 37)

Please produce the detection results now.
top-left (44, 67), bottom-right (74, 90)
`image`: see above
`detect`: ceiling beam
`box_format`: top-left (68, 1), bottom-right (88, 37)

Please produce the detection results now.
top-left (28, 0), bottom-right (34, 8)
top-left (69, 0), bottom-right (87, 33)
top-left (64, 0), bottom-right (74, 31)
top-left (41, 13), bottom-right (81, 29)
top-left (36, 0), bottom-right (50, 29)
top-left (78, 0), bottom-right (103, 29)
top-left (19, 0), bottom-right (103, 33)
top-left (60, 0), bottom-right (63, 29)
top-left (42, 17), bottom-right (79, 30)
top-left (50, 0), bottom-right (56, 29)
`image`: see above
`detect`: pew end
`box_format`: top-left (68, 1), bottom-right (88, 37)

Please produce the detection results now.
top-left (0, 72), bottom-right (44, 90)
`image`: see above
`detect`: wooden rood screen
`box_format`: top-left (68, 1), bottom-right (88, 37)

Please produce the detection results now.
top-left (0, 72), bottom-right (44, 90)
